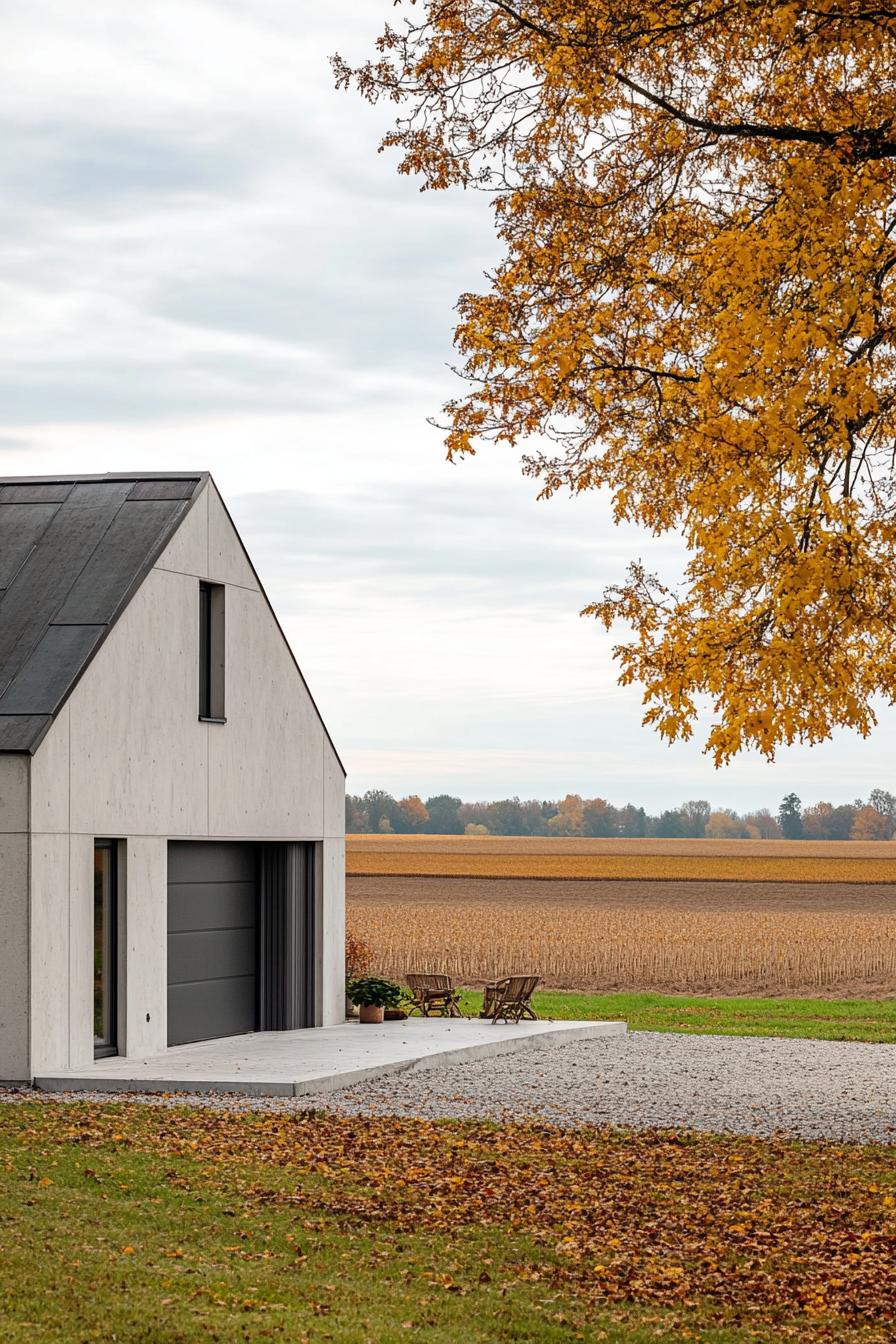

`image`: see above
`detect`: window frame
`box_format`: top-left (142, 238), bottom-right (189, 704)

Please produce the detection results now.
top-left (198, 580), bottom-right (226, 722)
top-left (93, 839), bottom-right (118, 1060)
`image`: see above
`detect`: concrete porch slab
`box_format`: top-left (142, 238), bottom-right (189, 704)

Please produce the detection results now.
top-left (34, 1017), bottom-right (626, 1099)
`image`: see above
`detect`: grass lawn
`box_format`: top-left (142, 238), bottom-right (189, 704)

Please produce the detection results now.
top-left (1, 1101), bottom-right (894, 1343)
top-left (456, 989), bottom-right (896, 1042)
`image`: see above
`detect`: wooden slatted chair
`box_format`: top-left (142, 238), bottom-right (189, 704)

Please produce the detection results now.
top-left (406, 972), bottom-right (463, 1018)
top-left (484, 974), bottom-right (540, 1024)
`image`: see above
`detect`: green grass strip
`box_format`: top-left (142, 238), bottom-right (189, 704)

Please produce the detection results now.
top-left (456, 989), bottom-right (896, 1042)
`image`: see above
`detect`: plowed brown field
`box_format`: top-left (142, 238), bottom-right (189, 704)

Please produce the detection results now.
top-left (347, 835), bottom-right (896, 883)
top-left (349, 874), bottom-right (896, 913)
top-left (346, 837), bottom-right (896, 995)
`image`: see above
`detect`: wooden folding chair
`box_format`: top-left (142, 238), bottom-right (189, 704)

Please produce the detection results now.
top-left (406, 972), bottom-right (463, 1018)
top-left (484, 974), bottom-right (540, 1023)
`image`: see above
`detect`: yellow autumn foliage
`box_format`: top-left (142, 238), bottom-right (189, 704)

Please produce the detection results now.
top-left (338, 6), bottom-right (896, 762)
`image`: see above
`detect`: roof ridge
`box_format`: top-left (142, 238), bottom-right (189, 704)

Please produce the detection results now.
top-left (0, 471), bottom-right (206, 484)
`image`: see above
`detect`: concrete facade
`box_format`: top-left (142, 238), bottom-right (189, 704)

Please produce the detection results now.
top-left (0, 478), bottom-right (345, 1082)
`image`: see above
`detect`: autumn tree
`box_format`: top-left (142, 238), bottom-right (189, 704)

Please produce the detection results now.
top-left (829, 803), bottom-right (860, 839)
top-left (652, 808), bottom-right (686, 838)
top-left (338, 4), bottom-right (896, 763)
top-left (515, 797), bottom-right (551, 834)
top-left (582, 797), bottom-right (617, 836)
top-left (802, 799), bottom-right (858, 839)
top-left (398, 793), bottom-right (430, 832)
top-left (867, 787), bottom-right (896, 837)
top-left (681, 799), bottom-right (710, 839)
top-left (616, 803), bottom-right (647, 837)
top-left (351, 784), bottom-right (400, 827)
top-left (742, 808), bottom-right (782, 840)
top-left (851, 803), bottom-right (891, 840)
top-left (547, 793), bottom-right (585, 835)
top-left (481, 796), bottom-right (527, 834)
top-left (345, 798), bottom-right (369, 834)
top-left (801, 801), bottom-right (833, 840)
top-left (704, 810), bottom-right (747, 840)
top-left (424, 794), bottom-right (464, 833)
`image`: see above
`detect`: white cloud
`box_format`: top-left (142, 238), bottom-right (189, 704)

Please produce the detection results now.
top-left (1, 1), bottom-right (894, 810)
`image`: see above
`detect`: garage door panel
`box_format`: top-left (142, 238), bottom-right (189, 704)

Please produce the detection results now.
top-left (167, 840), bottom-right (257, 885)
top-left (167, 927), bottom-right (257, 986)
top-left (168, 977), bottom-right (257, 1048)
top-left (166, 881), bottom-right (256, 933)
top-left (167, 840), bottom-right (258, 1046)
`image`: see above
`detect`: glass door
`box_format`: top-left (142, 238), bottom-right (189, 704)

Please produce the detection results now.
top-left (94, 841), bottom-right (117, 1058)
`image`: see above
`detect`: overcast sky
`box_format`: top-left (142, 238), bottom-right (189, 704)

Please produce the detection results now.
top-left (2, 0), bottom-right (894, 811)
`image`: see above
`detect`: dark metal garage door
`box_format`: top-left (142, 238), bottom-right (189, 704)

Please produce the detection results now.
top-left (167, 841), bottom-right (259, 1047)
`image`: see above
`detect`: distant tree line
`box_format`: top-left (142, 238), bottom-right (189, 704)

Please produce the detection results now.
top-left (346, 789), bottom-right (896, 841)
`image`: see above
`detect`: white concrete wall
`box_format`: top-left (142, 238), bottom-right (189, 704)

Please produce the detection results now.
top-left (0, 756), bottom-right (29, 1080)
top-left (69, 834), bottom-right (94, 1068)
top-left (118, 837), bottom-right (168, 1058)
top-left (320, 749), bottom-right (345, 1028)
top-left (26, 479), bottom-right (345, 1072)
top-left (320, 839), bottom-right (346, 1028)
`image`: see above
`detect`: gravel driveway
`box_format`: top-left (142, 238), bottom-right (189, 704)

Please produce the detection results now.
top-left (4, 1032), bottom-right (894, 1143)
top-left (310, 1032), bottom-right (896, 1143)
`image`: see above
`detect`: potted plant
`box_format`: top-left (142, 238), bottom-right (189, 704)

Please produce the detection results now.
top-left (347, 976), bottom-right (403, 1024)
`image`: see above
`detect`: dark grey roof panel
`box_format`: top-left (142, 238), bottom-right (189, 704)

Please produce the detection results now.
top-left (0, 501), bottom-right (60, 588)
top-left (127, 480), bottom-right (197, 501)
top-left (54, 498), bottom-right (190, 624)
top-left (0, 483), bottom-right (73, 504)
top-left (0, 471), bottom-right (205, 751)
top-left (0, 624), bottom-right (105, 714)
top-left (0, 481), bottom-right (131, 690)
top-left (0, 471), bottom-right (202, 483)
top-left (0, 714), bottom-right (51, 749)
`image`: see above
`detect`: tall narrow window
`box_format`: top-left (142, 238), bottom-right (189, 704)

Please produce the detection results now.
top-left (94, 841), bottom-right (117, 1059)
top-left (199, 581), bottom-right (225, 720)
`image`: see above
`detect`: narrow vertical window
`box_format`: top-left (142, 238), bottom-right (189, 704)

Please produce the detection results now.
top-left (94, 841), bottom-right (117, 1059)
top-left (199, 581), bottom-right (225, 720)
top-left (199, 581), bottom-right (211, 717)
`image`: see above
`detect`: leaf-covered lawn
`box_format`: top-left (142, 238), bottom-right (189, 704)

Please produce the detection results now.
top-left (455, 990), bottom-right (896, 1043)
top-left (1, 1102), bottom-right (893, 1342)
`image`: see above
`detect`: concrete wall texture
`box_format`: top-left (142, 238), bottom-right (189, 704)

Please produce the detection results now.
top-left (1, 480), bottom-right (345, 1080)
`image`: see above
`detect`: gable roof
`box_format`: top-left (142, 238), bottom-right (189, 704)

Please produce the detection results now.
top-left (0, 472), bottom-right (206, 752)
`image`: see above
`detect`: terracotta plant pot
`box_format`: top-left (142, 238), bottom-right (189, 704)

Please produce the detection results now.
top-left (359, 1004), bottom-right (385, 1024)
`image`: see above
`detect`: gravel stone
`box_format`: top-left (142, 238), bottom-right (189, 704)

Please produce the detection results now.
top-left (312, 1032), bottom-right (896, 1143)
top-left (2, 1033), bottom-right (894, 1143)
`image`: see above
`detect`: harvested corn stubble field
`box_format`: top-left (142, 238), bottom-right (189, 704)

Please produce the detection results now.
top-left (346, 837), bottom-right (896, 997)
